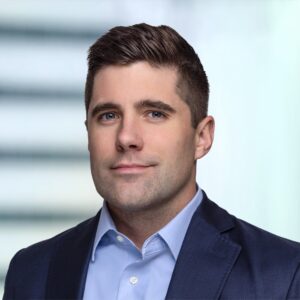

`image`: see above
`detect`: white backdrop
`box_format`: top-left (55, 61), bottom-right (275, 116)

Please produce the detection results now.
top-left (0, 0), bottom-right (299, 295)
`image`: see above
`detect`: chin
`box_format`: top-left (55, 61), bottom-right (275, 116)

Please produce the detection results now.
top-left (110, 195), bottom-right (149, 211)
top-left (105, 191), bottom-right (159, 213)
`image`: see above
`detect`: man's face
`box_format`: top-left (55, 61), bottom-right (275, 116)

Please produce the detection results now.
top-left (87, 62), bottom-right (204, 214)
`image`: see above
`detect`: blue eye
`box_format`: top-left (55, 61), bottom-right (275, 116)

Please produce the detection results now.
top-left (100, 112), bottom-right (118, 120)
top-left (149, 111), bottom-right (165, 118)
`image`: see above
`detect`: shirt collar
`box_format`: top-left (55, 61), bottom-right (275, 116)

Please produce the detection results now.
top-left (91, 201), bottom-right (116, 261)
top-left (91, 186), bottom-right (203, 261)
top-left (157, 188), bottom-right (202, 259)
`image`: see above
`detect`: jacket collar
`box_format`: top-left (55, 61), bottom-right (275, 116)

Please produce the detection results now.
top-left (45, 212), bottom-right (100, 300)
top-left (44, 191), bottom-right (240, 300)
top-left (166, 191), bottom-right (241, 299)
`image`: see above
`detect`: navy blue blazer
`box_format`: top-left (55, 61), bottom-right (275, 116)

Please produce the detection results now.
top-left (3, 192), bottom-right (300, 299)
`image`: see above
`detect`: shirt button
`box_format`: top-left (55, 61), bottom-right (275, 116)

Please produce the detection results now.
top-left (129, 276), bottom-right (138, 285)
top-left (116, 235), bottom-right (124, 242)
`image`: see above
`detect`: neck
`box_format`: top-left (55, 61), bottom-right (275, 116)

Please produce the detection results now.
top-left (106, 184), bottom-right (197, 249)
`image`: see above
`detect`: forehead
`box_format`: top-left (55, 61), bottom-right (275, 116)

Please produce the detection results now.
top-left (90, 62), bottom-right (182, 107)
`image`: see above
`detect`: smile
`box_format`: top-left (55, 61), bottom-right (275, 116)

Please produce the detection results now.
top-left (111, 164), bottom-right (154, 174)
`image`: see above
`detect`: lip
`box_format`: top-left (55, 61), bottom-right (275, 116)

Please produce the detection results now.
top-left (111, 163), bottom-right (154, 174)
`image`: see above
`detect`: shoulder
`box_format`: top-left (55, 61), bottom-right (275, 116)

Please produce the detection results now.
top-left (12, 214), bottom-right (98, 264)
top-left (230, 215), bottom-right (300, 269)
top-left (4, 214), bottom-right (99, 296)
top-left (227, 215), bottom-right (300, 296)
top-left (199, 192), bottom-right (300, 258)
top-left (197, 194), bottom-right (300, 296)
top-left (233, 215), bottom-right (300, 252)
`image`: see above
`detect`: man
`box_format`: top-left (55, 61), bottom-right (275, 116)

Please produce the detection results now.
top-left (3, 23), bottom-right (300, 299)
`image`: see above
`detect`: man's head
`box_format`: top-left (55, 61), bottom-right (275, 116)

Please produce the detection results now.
top-left (85, 23), bottom-right (209, 128)
top-left (85, 23), bottom-right (214, 220)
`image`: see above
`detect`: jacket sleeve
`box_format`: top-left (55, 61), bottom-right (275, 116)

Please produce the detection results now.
top-left (287, 263), bottom-right (300, 299)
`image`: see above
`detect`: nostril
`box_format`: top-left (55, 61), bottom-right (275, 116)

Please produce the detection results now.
top-left (116, 123), bottom-right (144, 151)
top-left (116, 138), bottom-right (143, 152)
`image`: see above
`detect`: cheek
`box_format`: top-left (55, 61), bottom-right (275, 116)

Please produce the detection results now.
top-left (174, 128), bottom-right (196, 160)
top-left (89, 130), bottom-right (114, 160)
top-left (145, 130), bottom-right (171, 151)
top-left (147, 128), bottom-right (195, 159)
top-left (176, 139), bottom-right (196, 162)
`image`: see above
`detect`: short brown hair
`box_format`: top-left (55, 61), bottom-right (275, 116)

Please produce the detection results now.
top-left (85, 23), bottom-right (209, 128)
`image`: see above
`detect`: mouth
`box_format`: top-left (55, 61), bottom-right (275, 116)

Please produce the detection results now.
top-left (111, 163), bottom-right (155, 174)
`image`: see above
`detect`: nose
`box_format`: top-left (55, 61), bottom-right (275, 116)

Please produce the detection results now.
top-left (116, 117), bottom-right (144, 152)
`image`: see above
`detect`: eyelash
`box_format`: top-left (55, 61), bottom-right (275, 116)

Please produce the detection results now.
top-left (146, 111), bottom-right (167, 119)
top-left (98, 112), bottom-right (119, 121)
top-left (97, 110), bottom-right (168, 123)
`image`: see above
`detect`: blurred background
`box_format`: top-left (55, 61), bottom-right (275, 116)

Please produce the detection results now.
top-left (0, 0), bottom-right (299, 295)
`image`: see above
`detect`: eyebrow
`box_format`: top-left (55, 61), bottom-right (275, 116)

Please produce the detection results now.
top-left (91, 102), bottom-right (121, 118)
top-left (90, 99), bottom-right (176, 119)
top-left (135, 99), bottom-right (176, 113)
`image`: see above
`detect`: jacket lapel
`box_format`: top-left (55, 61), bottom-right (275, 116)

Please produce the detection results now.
top-left (45, 212), bottom-right (100, 300)
top-left (166, 193), bottom-right (241, 299)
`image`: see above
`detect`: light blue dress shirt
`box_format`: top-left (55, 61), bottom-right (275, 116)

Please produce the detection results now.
top-left (83, 188), bottom-right (203, 300)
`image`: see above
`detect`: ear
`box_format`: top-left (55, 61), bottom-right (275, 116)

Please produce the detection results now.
top-left (84, 120), bottom-right (90, 152)
top-left (194, 116), bottom-right (215, 160)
